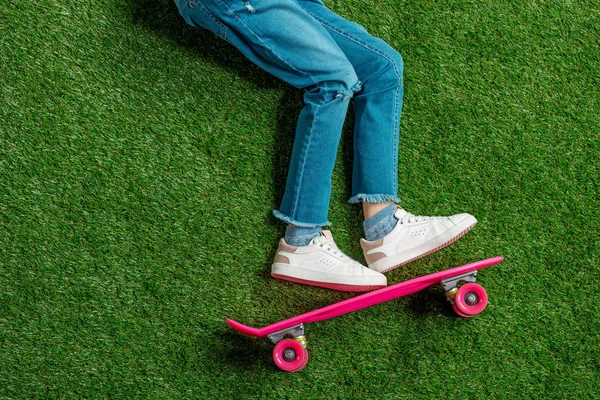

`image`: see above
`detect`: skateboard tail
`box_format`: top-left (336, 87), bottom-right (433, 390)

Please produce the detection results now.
top-left (226, 318), bottom-right (265, 337)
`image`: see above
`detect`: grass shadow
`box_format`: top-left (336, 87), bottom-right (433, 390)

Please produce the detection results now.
top-left (125, 0), bottom-right (310, 236)
top-left (218, 330), bottom-right (273, 371)
top-left (175, 324), bottom-right (274, 374)
top-left (126, 0), bottom-right (280, 90)
top-left (405, 287), bottom-right (455, 317)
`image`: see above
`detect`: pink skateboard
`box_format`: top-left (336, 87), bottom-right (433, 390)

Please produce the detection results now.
top-left (227, 256), bottom-right (503, 372)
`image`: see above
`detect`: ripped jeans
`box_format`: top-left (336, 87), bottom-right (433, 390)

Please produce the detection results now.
top-left (176, 0), bottom-right (404, 227)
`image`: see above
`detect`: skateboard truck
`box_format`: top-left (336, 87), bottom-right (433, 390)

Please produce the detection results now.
top-left (267, 323), bottom-right (308, 348)
top-left (441, 271), bottom-right (477, 302)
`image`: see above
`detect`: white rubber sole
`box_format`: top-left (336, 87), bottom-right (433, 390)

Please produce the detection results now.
top-left (272, 263), bottom-right (387, 292)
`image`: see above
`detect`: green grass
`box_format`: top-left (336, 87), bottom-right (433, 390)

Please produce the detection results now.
top-left (1, 0), bottom-right (598, 398)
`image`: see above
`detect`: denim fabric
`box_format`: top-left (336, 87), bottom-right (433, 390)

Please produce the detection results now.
top-left (176, 0), bottom-right (403, 227)
top-left (285, 225), bottom-right (321, 246)
top-left (363, 203), bottom-right (398, 241)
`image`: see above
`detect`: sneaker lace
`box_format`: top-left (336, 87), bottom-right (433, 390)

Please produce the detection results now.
top-left (397, 210), bottom-right (442, 225)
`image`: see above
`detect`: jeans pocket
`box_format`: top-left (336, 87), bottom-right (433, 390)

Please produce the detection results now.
top-left (178, 1), bottom-right (229, 41)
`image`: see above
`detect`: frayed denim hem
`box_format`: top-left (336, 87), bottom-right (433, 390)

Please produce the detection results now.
top-left (348, 193), bottom-right (402, 204)
top-left (272, 209), bottom-right (332, 227)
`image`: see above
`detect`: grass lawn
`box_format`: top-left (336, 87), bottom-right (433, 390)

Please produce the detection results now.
top-left (1, 0), bottom-right (598, 398)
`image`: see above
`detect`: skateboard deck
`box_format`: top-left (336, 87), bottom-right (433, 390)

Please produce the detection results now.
top-left (227, 256), bottom-right (503, 371)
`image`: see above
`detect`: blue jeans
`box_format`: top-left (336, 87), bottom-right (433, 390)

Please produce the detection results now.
top-left (176, 0), bottom-right (403, 227)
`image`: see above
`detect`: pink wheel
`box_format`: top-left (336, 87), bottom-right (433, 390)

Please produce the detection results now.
top-left (454, 283), bottom-right (488, 317)
top-left (273, 339), bottom-right (309, 372)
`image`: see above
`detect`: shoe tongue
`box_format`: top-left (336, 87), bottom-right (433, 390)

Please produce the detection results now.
top-left (394, 208), bottom-right (409, 219)
top-left (321, 230), bottom-right (334, 240)
top-left (317, 230), bottom-right (341, 252)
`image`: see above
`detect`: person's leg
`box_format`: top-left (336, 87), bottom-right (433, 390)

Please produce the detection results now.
top-left (297, 0), bottom-right (403, 207)
top-left (297, 1), bottom-right (477, 271)
top-left (175, 0), bottom-right (386, 290)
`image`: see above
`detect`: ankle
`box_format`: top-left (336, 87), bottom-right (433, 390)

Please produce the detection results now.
top-left (362, 201), bottom-right (395, 220)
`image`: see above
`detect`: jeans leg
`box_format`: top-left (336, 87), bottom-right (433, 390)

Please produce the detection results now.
top-left (276, 80), bottom-right (362, 227)
top-left (298, 1), bottom-right (404, 204)
top-left (176, 0), bottom-right (361, 226)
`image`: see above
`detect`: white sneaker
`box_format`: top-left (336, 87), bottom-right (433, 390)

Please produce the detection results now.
top-left (272, 231), bottom-right (387, 292)
top-left (360, 208), bottom-right (477, 273)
